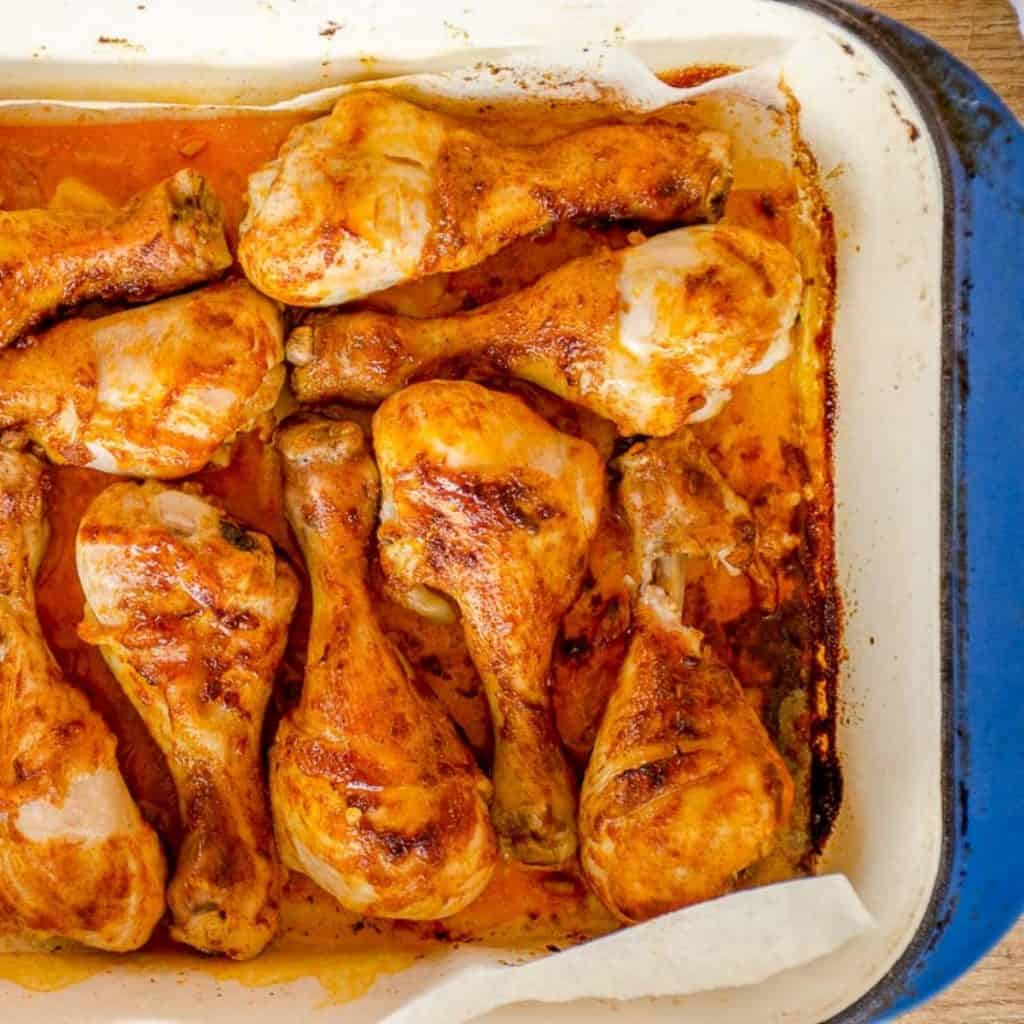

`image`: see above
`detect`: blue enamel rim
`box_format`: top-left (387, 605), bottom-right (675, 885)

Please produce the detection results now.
top-left (777, 1), bottom-right (1024, 1020)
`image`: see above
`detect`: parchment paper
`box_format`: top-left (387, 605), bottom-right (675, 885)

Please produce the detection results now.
top-left (378, 876), bottom-right (872, 1024)
top-left (0, 42), bottom-right (789, 117)
top-left (0, 44), bottom-right (873, 1022)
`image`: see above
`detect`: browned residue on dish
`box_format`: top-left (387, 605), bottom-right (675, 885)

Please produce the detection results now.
top-left (660, 64), bottom-right (742, 89)
top-left (781, 85), bottom-right (842, 856)
top-left (96, 36), bottom-right (144, 52)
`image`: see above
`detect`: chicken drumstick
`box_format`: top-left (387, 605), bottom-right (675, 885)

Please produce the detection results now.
top-left (0, 452), bottom-right (166, 952)
top-left (77, 482), bottom-right (298, 959)
top-left (373, 381), bottom-right (603, 867)
top-left (239, 90), bottom-right (731, 306)
top-left (0, 169), bottom-right (231, 349)
top-left (270, 416), bottom-right (497, 918)
top-left (288, 225), bottom-right (802, 436)
top-left (0, 279), bottom-right (285, 479)
top-left (578, 433), bottom-right (793, 921)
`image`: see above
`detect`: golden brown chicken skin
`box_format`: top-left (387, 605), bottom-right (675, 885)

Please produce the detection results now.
top-left (0, 169), bottom-right (231, 349)
top-left (239, 90), bottom-right (731, 306)
top-left (287, 225), bottom-right (803, 436)
top-left (76, 482), bottom-right (299, 959)
top-left (0, 279), bottom-right (284, 480)
top-left (270, 415), bottom-right (498, 918)
top-left (373, 382), bottom-right (603, 867)
top-left (579, 589), bottom-right (794, 923)
top-left (0, 452), bottom-right (166, 952)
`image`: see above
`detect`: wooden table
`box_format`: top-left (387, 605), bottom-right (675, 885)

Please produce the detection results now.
top-left (864, 2), bottom-right (1022, 1021)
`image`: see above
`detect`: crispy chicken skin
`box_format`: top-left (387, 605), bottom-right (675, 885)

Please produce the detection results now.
top-left (287, 225), bottom-right (803, 436)
top-left (0, 279), bottom-right (285, 479)
top-left (238, 90), bottom-right (731, 306)
top-left (579, 589), bottom-right (794, 923)
top-left (373, 382), bottom-right (603, 866)
top-left (0, 452), bottom-right (166, 952)
top-left (0, 169), bottom-right (231, 349)
top-left (271, 417), bottom-right (497, 918)
top-left (76, 482), bottom-right (299, 959)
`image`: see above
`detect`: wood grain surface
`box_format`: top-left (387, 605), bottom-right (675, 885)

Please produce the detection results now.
top-left (861, 3), bottom-right (1022, 1022)
top-left (871, 0), bottom-right (1023, 114)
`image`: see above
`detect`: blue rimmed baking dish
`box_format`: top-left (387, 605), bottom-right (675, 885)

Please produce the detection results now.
top-left (796, 1), bottom-right (1024, 1019)
top-left (0, 1), bottom-right (1020, 1021)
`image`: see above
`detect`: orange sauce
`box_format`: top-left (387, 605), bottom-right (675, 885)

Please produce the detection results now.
top-left (0, 86), bottom-right (836, 997)
top-left (0, 115), bottom-right (306, 236)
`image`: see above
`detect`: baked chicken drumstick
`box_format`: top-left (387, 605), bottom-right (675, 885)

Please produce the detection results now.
top-left (0, 452), bottom-right (166, 952)
top-left (288, 225), bottom-right (803, 436)
top-left (373, 382), bottom-right (603, 866)
top-left (77, 483), bottom-right (299, 959)
top-left (0, 168), bottom-right (231, 349)
top-left (0, 279), bottom-right (285, 479)
top-left (239, 90), bottom-right (731, 305)
top-left (270, 416), bottom-right (497, 917)
top-left (578, 433), bottom-right (793, 922)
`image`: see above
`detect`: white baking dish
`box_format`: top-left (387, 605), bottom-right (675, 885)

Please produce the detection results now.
top-left (0, 1), bottom-right (951, 1020)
